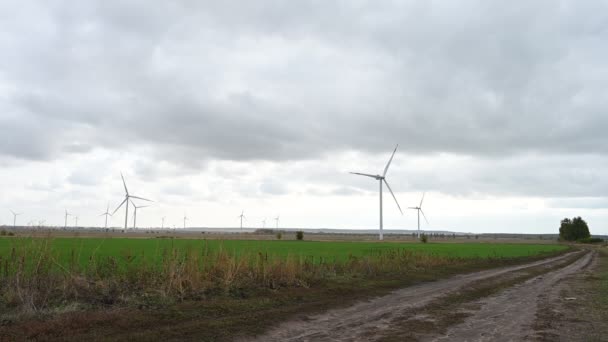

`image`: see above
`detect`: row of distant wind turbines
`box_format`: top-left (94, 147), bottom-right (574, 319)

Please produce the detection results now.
top-left (57, 174), bottom-right (283, 230)
top-left (9, 173), bottom-right (282, 231)
top-left (8, 145), bottom-right (425, 240)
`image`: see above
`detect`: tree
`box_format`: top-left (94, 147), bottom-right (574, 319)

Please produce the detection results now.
top-left (559, 216), bottom-right (590, 241)
top-left (420, 233), bottom-right (428, 243)
top-left (296, 231), bottom-right (304, 240)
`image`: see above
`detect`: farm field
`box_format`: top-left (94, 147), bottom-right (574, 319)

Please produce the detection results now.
top-left (0, 236), bottom-right (574, 341)
top-left (0, 237), bottom-right (567, 266)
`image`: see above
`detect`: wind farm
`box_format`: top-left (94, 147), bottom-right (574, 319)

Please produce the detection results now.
top-left (2, 1), bottom-right (607, 339)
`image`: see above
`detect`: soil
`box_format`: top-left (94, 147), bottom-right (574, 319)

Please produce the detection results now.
top-left (249, 250), bottom-right (604, 341)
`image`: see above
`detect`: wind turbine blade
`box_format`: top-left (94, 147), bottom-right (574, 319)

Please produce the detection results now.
top-left (349, 172), bottom-right (377, 178)
top-left (120, 172), bottom-right (129, 195)
top-left (383, 144), bottom-right (398, 177)
top-left (419, 192), bottom-right (426, 208)
top-left (130, 195), bottom-right (153, 202)
top-left (408, 207), bottom-right (418, 209)
top-left (383, 179), bottom-right (403, 214)
top-left (420, 209), bottom-right (430, 225)
top-left (10, 210), bottom-right (15, 215)
top-left (112, 198), bottom-right (128, 215)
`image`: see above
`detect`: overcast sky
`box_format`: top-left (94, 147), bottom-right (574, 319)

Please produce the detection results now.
top-left (1, 1), bottom-right (607, 234)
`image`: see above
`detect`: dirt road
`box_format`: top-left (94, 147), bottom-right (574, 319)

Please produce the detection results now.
top-left (249, 250), bottom-right (594, 341)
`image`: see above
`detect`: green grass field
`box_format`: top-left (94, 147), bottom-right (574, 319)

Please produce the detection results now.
top-left (0, 237), bottom-right (568, 266)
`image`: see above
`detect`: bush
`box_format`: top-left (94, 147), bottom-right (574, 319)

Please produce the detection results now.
top-left (296, 231), bottom-right (304, 240)
top-left (559, 216), bottom-right (590, 241)
top-left (0, 230), bottom-right (6, 236)
top-left (420, 234), bottom-right (428, 243)
top-left (577, 237), bottom-right (604, 244)
top-left (276, 232), bottom-right (283, 240)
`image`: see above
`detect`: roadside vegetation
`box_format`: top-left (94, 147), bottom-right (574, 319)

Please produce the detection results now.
top-left (0, 236), bottom-right (568, 341)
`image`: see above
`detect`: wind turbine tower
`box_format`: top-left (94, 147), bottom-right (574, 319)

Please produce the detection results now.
top-left (100, 204), bottom-right (112, 228)
top-left (350, 145), bottom-right (403, 240)
top-left (238, 210), bottom-right (246, 230)
top-left (112, 173), bottom-right (153, 230)
top-left (64, 209), bottom-right (71, 229)
top-left (9, 210), bottom-right (21, 228)
top-left (130, 200), bottom-right (149, 229)
top-left (274, 215), bottom-right (280, 229)
top-left (408, 193), bottom-right (429, 238)
top-left (183, 214), bottom-right (188, 229)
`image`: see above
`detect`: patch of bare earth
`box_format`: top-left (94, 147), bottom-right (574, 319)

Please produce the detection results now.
top-left (533, 248), bottom-right (608, 342)
top-left (247, 251), bottom-right (587, 341)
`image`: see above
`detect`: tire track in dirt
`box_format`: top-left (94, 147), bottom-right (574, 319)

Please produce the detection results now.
top-left (247, 251), bottom-right (582, 342)
top-left (429, 250), bottom-right (594, 342)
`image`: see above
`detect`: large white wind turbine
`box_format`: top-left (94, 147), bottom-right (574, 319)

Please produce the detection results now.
top-left (100, 204), bottom-right (112, 228)
top-left (350, 145), bottom-right (403, 240)
top-left (112, 173), bottom-right (153, 230)
top-left (10, 210), bottom-right (21, 227)
top-left (408, 193), bottom-right (429, 238)
top-left (238, 210), bottom-right (246, 230)
top-left (130, 200), bottom-right (149, 229)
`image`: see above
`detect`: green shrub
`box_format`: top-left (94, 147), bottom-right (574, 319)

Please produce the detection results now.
top-left (0, 230), bottom-right (6, 236)
top-left (296, 231), bottom-right (304, 240)
top-left (276, 232), bottom-right (283, 240)
top-left (420, 234), bottom-right (428, 243)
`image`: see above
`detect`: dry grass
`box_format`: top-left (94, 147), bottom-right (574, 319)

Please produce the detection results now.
top-left (0, 238), bottom-right (471, 318)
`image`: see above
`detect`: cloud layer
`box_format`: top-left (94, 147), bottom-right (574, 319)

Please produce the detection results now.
top-left (1, 1), bottom-right (608, 233)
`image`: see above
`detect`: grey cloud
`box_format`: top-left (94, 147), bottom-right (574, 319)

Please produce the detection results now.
top-left (4, 1), bottom-right (608, 163)
top-left (2, 1), bottom-right (608, 201)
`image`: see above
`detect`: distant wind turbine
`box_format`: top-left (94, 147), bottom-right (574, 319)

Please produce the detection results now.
top-left (274, 215), bottom-right (280, 229)
top-left (9, 210), bottom-right (21, 228)
top-left (350, 145), bottom-right (403, 241)
top-left (261, 218), bottom-right (266, 228)
top-left (161, 216), bottom-right (166, 229)
top-left (74, 216), bottom-right (79, 227)
top-left (112, 173), bottom-right (153, 230)
top-left (130, 200), bottom-right (149, 229)
top-left (99, 204), bottom-right (112, 228)
top-left (238, 210), bottom-right (246, 230)
top-left (64, 209), bottom-right (71, 229)
top-left (183, 213), bottom-right (188, 229)
top-left (409, 193), bottom-right (429, 238)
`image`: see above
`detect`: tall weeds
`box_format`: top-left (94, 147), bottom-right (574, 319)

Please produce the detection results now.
top-left (0, 238), bottom-right (468, 315)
